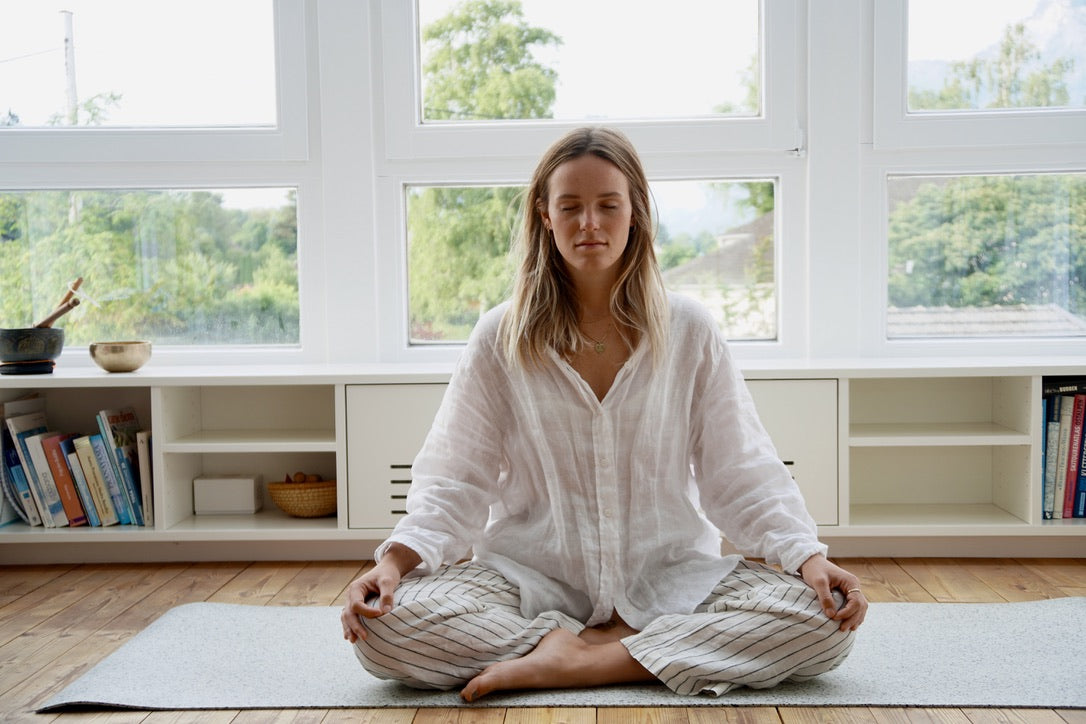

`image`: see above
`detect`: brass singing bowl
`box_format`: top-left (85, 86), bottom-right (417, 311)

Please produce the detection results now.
top-left (89, 341), bottom-right (152, 373)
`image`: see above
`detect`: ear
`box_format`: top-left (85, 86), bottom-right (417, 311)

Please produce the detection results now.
top-left (536, 200), bottom-right (551, 230)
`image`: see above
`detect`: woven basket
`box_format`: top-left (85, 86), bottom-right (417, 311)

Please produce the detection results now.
top-left (267, 480), bottom-right (337, 518)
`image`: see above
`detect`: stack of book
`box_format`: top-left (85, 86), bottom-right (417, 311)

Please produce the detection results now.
top-left (1042, 377), bottom-right (1086, 520)
top-left (0, 396), bottom-right (153, 529)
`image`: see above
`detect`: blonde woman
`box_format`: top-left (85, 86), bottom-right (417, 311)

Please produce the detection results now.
top-left (342, 127), bottom-right (866, 701)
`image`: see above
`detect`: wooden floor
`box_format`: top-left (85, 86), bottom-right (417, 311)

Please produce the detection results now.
top-left (1, 558), bottom-right (1084, 724)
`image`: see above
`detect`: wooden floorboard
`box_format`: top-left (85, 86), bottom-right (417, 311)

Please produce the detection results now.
top-left (1, 558), bottom-right (1082, 723)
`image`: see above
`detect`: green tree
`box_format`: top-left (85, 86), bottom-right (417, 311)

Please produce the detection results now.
top-left (421, 0), bottom-right (560, 121)
top-left (408, 0), bottom-right (560, 340)
top-left (909, 23), bottom-right (1074, 110)
top-left (887, 174), bottom-right (1086, 316)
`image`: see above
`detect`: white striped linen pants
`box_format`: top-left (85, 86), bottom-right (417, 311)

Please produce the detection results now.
top-left (352, 559), bottom-right (856, 696)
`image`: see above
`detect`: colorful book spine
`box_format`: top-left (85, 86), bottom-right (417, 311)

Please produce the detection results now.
top-left (73, 436), bottom-right (118, 527)
top-left (1052, 396), bottom-right (1075, 520)
top-left (1063, 395), bottom-right (1085, 519)
top-left (24, 432), bottom-right (68, 528)
top-left (89, 434), bottom-right (131, 525)
top-left (2, 428), bottom-right (40, 526)
top-left (62, 437), bottom-right (100, 527)
top-left (41, 434), bottom-right (86, 527)
top-left (97, 409), bottom-right (144, 526)
top-left (1043, 396), bottom-right (1060, 520)
top-left (6, 413), bottom-right (54, 527)
top-left (136, 430), bottom-right (153, 526)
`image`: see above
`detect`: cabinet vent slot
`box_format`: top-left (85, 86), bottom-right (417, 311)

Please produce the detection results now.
top-left (390, 464), bottom-right (412, 517)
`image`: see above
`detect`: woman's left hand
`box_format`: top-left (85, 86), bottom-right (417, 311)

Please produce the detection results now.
top-left (799, 553), bottom-right (868, 631)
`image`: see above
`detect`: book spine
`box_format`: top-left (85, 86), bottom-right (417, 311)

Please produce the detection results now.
top-left (65, 447), bottom-right (101, 527)
top-left (1043, 397), bottom-right (1059, 520)
top-left (115, 450), bottom-right (144, 526)
top-left (136, 430), bottom-right (153, 526)
top-left (12, 427), bottom-right (54, 527)
top-left (2, 429), bottom-right (41, 526)
top-left (74, 437), bottom-right (118, 527)
top-left (24, 434), bottom-right (67, 527)
top-left (1052, 396), bottom-right (1075, 520)
top-left (89, 434), bottom-right (131, 525)
top-left (1063, 395), bottom-right (1086, 519)
top-left (42, 435), bottom-right (86, 527)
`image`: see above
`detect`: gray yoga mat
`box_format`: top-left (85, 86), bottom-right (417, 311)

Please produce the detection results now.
top-left (40, 598), bottom-right (1086, 711)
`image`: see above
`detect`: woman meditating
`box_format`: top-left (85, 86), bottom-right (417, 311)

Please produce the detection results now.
top-left (341, 126), bottom-right (866, 701)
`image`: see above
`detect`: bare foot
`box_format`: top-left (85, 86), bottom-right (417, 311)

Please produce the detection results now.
top-left (578, 618), bottom-right (639, 645)
top-left (460, 627), bottom-right (653, 702)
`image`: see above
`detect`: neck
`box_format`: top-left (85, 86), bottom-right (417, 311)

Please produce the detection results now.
top-left (574, 285), bottom-right (612, 324)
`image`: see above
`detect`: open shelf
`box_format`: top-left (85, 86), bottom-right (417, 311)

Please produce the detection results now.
top-left (850, 503), bottom-right (1029, 528)
top-left (163, 429), bottom-right (336, 453)
top-left (849, 421), bottom-right (1031, 447)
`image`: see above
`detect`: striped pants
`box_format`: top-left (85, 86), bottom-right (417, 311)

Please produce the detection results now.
top-left (352, 559), bottom-right (856, 696)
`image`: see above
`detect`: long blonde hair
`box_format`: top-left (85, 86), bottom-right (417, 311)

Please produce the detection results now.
top-left (499, 127), bottom-right (669, 369)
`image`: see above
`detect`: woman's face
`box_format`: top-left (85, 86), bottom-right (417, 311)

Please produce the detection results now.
top-left (540, 154), bottom-right (633, 286)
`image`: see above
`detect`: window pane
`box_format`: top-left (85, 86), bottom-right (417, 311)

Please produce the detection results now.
top-left (907, 0), bottom-right (1085, 112)
top-left (0, 1), bottom-right (276, 128)
top-left (406, 179), bottom-right (777, 344)
top-left (657, 180), bottom-right (777, 341)
top-left (0, 188), bottom-right (299, 345)
top-left (886, 173), bottom-right (1086, 339)
top-left (416, 0), bottom-right (760, 122)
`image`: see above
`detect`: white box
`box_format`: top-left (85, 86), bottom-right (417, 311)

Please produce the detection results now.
top-left (193, 474), bottom-right (263, 515)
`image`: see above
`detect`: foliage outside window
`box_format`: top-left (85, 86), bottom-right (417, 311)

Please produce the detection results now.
top-left (886, 173), bottom-right (1085, 338)
top-left (906, 0), bottom-right (1084, 113)
top-left (407, 180), bottom-right (777, 343)
top-left (0, 189), bottom-right (300, 346)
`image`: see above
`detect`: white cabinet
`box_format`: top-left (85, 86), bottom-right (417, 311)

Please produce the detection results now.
top-left (2, 362), bottom-right (1083, 561)
top-left (345, 383), bottom-right (447, 530)
top-left (746, 379), bottom-right (838, 526)
top-left (343, 379), bottom-right (839, 530)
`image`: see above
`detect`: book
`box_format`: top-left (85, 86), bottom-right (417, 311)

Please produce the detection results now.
top-left (1, 426), bottom-right (37, 526)
top-left (89, 433), bottom-right (131, 525)
top-left (61, 436), bottom-right (100, 527)
top-left (6, 411), bottom-right (59, 527)
top-left (136, 430), bottom-right (153, 525)
top-left (1062, 395), bottom-right (1085, 519)
top-left (1051, 395), bottom-right (1075, 520)
top-left (96, 408), bottom-right (144, 526)
top-left (24, 431), bottom-right (69, 527)
top-left (1043, 396), bottom-right (1060, 520)
top-left (1076, 417), bottom-right (1086, 518)
top-left (41, 433), bottom-right (87, 527)
top-left (73, 435), bottom-right (118, 527)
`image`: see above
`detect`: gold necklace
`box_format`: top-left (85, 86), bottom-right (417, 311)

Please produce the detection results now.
top-left (580, 321), bottom-right (611, 354)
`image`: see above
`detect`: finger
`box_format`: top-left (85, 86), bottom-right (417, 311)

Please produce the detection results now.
top-left (341, 608), bottom-right (368, 643)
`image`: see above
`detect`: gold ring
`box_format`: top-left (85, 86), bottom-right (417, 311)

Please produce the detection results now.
top-left (846, 587), bottom-right (862, 596)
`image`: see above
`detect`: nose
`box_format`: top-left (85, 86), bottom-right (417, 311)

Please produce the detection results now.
top-left (580, 209), bottom-right (599, 231)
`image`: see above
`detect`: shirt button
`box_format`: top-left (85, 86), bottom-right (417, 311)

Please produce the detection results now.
top-left (603, 509), bottom-right (613, 518)
top-left (599, 458), bottom-right (610, 468)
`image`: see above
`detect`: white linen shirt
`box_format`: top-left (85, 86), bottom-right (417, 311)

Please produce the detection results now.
top-left (378, 293), bottom-right (827, 630)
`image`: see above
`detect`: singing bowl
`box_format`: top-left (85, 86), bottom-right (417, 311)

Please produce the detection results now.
top-left (90, 340), bottom-right (152, 373)
top-left (0, 327), bottom-right (65, 363)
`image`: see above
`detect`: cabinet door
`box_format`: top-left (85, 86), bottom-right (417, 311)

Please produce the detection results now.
top-left (345, 384), bottom-right (447, 529)
top-left (745, 379), bottom-right (839, 525)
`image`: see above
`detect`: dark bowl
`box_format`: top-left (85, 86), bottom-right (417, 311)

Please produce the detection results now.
top-left (0, 327), bottom-right (65, 363)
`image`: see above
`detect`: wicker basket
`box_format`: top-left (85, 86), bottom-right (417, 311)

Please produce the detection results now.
top-left (267, 480), bottom-right (337, 518)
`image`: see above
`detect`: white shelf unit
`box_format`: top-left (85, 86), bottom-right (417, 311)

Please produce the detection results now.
top-left (1, 361), bottom-right (1083, 561)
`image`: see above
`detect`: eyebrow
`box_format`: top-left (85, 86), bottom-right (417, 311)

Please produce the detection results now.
top-left (553, 191), bottom-right (626, 201)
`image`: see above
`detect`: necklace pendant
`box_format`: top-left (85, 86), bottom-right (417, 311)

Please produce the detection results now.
top-left (594, 341), bottom-right (606, 354)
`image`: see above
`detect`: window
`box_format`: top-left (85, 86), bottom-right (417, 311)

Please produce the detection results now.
top-left (416, 0), bottom-right (761, 123)
top-left (380, 0), bottom-right (802, 361)
top-left (0, 0), bottom-right (307, 162)
top-left (0, 0), bottom-right (276, 128)
top-left (873, 0), bottom-right (1086, 148)
top-left (886, 173), bottom-right (1085, 339)
top-left (0, 188), bottom-right (299, 346)
top-left (406, 178), bottom-right (779, 345)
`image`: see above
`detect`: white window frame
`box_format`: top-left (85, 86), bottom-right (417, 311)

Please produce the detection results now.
top-left (873, 0), bottom-right (1086, 150)
top-left (0, 0), bottom-right (309, 163)
top-left (376, 0), bottom-right (804, 161)
top-left (859, 146), bottom-right (1086, 359)
top-left (371, 0), bottom-right (809, 364)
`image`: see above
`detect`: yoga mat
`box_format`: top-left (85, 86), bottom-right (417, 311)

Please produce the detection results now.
top-left (40, 598), bottom-right (1086, 711)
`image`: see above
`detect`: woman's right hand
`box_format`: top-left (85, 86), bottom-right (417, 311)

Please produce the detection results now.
top-left (340, 543), bottom-right (421, 643)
